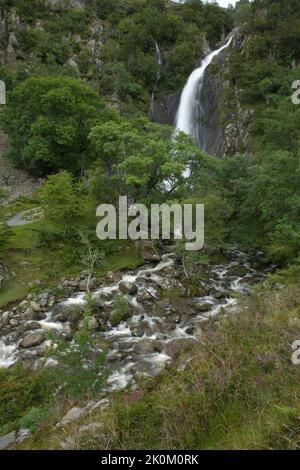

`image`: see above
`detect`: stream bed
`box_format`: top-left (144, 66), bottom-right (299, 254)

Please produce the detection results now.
top-left (0, 247), bottom-right (272, 391)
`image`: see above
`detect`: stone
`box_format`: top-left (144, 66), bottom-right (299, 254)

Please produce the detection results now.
top-left (39, 298), bottom-right (48, 308)
top-left (132, 326), bottom-right (145, 337)
top-left (195, 302), bottom-right (212, 313)
top-left (79, 280), bottom-right (88, 290)
top-left (20, 332), bottom-right (45, 348)
top-left (30, 301), bottom-right (41, 312)
top-left (213, 290), bottom-right (227, 300)
top-left (1, 311), bottom-right (11, 323)
top-left (136, 289), bottom-right (153, 303)
top-left (133, 339), bottom-right (162, 354)
top-left (88, 398), bottom-right (109, 411)
top-left (54, 312), bottom-right (69, 323)
top-left (25, 321), bottom-right (41, 331)
top-left (89, 316), bottom-right (100, 331)
top-left (79, 423), bottom-right (103, 434)
top-left (119, 281), bottom-right (138, 295)
top-left (62, 324), bottom-right (73, 340)
top-left (134, 240), bottom-right (161, 262)
top-left (18, 300), bottom-right (28, 309)
top-left (0, 431), bottom-right (16, 450)
top-left (22, 308), bottom-right (34, 320)
top-left (0, 427), bottom-right (31, 450)
top-left (57, 407), bottom-right (86, 427)
top-left (9, 319), bottom-right (19, 327)
top-left (16, 429), bottom-right (32, 443)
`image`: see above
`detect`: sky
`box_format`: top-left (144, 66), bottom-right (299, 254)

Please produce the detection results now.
top-left (217, 0), bottom-right (237, 7)
top-left (173, 1), bottom-right (238, 7)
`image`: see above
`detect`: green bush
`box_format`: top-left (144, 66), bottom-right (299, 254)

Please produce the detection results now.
top-left (18, 406), bottom-right (48, 433)
top-left (111, 294), bottom-right (130, 326)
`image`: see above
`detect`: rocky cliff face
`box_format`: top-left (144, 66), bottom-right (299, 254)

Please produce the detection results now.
top-left (150, 91), bottom-right (181, 127)
top-left (199, 30), bottom-right (252, 157)
top-left (151, 31), bottom-right (252, 158)
top-left (0, 3), bottom-right (104, 73)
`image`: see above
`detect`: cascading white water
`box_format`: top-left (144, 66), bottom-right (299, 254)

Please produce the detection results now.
top-left (155, 41), bottom-right (162, 81)
top-left (175, 35), bottom-right (233, 149)
top-left (0, 340), bottom-right (17, 368)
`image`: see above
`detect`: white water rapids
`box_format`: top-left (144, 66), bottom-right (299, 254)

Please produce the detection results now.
top-left (0, 248), bottom-right (270, 394)
top-left (175, 35), bottom-right (233, 149)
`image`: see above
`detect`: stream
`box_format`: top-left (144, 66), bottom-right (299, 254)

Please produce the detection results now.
top-left (0, 247), bottom-right (272, 392)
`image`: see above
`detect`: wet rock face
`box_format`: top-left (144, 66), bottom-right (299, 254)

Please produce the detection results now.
top-left (199, 59), bottom-right (227, 157)
top-left (197, 31), bottom-right (252, 157)
top-left (150, 91), bottom-right (181, 127)
top-left (150, 31), bottom-right (251, 158)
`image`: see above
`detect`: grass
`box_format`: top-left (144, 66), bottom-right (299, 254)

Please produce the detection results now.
top-left (2, 198), bottom-right (300, 450)
top-left (14, 280), bottom-right (300, 450)
top-left (0, 198), bottom-right (142, 308)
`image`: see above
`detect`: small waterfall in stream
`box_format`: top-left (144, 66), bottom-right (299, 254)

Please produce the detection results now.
top-left (175, 35), bottom-right (233, 150)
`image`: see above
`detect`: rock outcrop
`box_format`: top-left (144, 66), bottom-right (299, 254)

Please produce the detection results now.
top-left (150, 31), bottom-right (251, 158)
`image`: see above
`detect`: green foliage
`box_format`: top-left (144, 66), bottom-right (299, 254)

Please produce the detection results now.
top-left (97, 283), bottom-right (300, 450)
top-left (39, 171), bottom-right (82, 237)
top-left (95, 0), bottom-right (232, 99)
top-left (45, 312), bottom-right (107, 397)
top-left (18, 406), bottom-right (48, 433)
top-left (0, 76), bottom-right (111, 175)
top-left (0, 187), bottom-right (8, 200)
top-left (0, 222), bottom-right (11, 251)
top-left (111, 294), bottom-right (130, 326)
top-left (88, 120), bottom-right (193, 202)
top-left (0, 365), bottom-right (51, 430)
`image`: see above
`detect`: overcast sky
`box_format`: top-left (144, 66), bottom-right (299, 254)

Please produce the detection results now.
top-left (173, 1), bottom-right (238, 7)
top-left (217, 0), bottom-right (237, 7)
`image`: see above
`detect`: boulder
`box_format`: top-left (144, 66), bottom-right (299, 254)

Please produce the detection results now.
top-left (0, 429), bottom-right (31, 450)
top-left (57, 407), bottom-right (86, 427)
top-left (20, 332), bottom-right (45, 348)
top-left (165, 338), bottom-right (196, 359)
top-left (1, 311), bottom-right (11, 323)
top-left (22, 308), bottom-right (34, 320)
top-left (195, 302), bottom-right (213, 313)
top-left (136, 288), bottom-right (153, 303)
top-left (134, 240), bottom-right (161, 262)
top-left (133, 339), bottom-right (162, 354)
top-left (0, 431), bottom-right (16, 450)
top-left (30, 301), bottom-right (41, 312)
top-left (119, 281), bottom-right (138, 295)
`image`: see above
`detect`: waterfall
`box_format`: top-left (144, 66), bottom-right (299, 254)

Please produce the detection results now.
top-left (155, 41), bottom-right (162, 81)
top-left (175, 35), bottom-right (233, 150)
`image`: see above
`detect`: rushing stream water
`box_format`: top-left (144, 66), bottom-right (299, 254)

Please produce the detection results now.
top-left (0, 248), bottom-right (271, 392)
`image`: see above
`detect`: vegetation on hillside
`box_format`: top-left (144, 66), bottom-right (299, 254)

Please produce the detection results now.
top-left (4, 278), bottom-right (300, 450)
top-left (0, 0), bottom-right (300, 451)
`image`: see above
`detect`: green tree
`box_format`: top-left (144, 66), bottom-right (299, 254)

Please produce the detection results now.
top-left (39, 171), bottom-right (81, 237)
top-left (88, 119), bottom-right (192, 201)
top-left (0, 76), bottom-right (112, 175)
